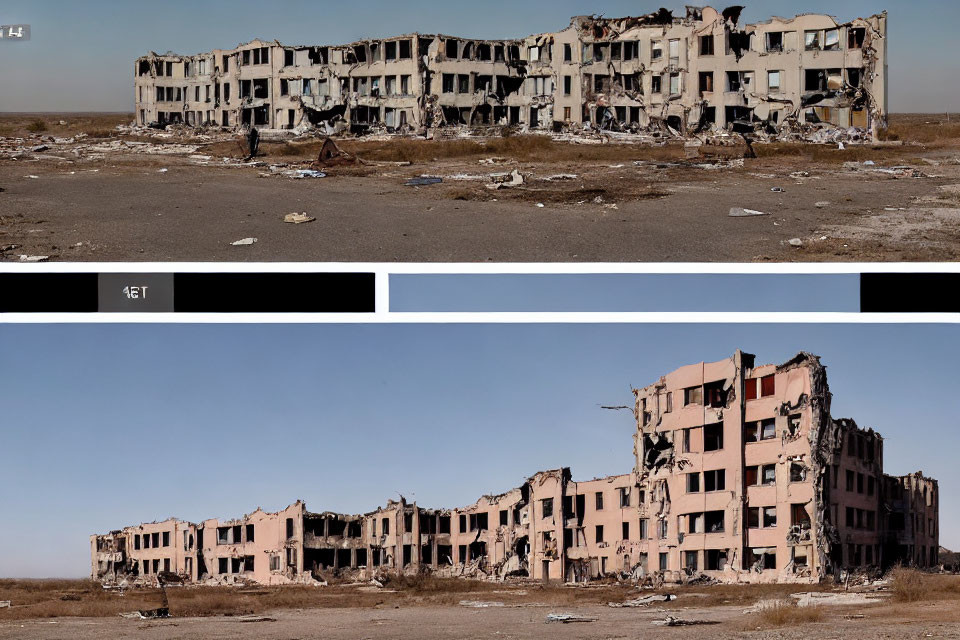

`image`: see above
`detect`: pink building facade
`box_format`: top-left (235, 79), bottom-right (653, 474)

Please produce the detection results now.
top-left (92, 352), bottom-right (939, 586)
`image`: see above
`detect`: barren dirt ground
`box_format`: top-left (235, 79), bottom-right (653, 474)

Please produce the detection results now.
top-left (2, 113), bottom-right (959, 262)
top-left (3, 599), bottom-right (960, 640)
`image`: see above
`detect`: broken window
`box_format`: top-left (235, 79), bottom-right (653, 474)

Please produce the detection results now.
top-left (445, 39), bottom-right (459, 59)
top-left (541, 498), bottom-right (554, 519)
top-left (766, 31), bottom-right (784, 52)
top-left (284, 49), bottom-right (294, 67)
top-left (682, 428), bottom-right (692, 453)
top-left (761, 464), bottom-right (777, 486)
top-left (151, 532), bottom-right (159, 548)
top-left (657, 519), bottom-right (668, 539)
top-left (747, 548), bottom-right (777, 570)
top-left (790, 463), bottom-right (807, 483)
top-left (687, 472), bottom-right (701, 493)
top-left (848, 27), bottom-right (866, 49)
top-left (705, 511), bottom-right (725, 533)
top-left (165, 61), bottom-right (172, 76)
top-left (639, 519), bottom-right (648, 539)
top-left (668, 39), bottom-right (680, 66)
top-left (665, 392), bottom-right (673, 413)
top-left (684, 550), bottom-right (699, 571)
top-left (595, 492), bottom-right (604, 510)
top-left (442, 74), bottom-right (455, 94)
top-left (651, 41), bottom-right (663, 61)
top-left (704, 470), bottom-right (725, 492)
top-left (594, 525), bottom-right (604, 543)
top-left (619, 487), bottom-right (631, 508)
top-left (457, 74), bottom-right (470, 94)
top-left (688, 513), bottom-right (704, 534)
top-left (745, 418), bottom-right (777, 442)
top-left (763, 506), bottom-right (778, 528)
top-left (824, 29), bottom-right (840, 50)
top-left (162, 532), bottom-right (169, 547)
top-left (684, 386), bottom-right (702, 406)
top-left (385, 41), bottom-right (397, 61)
top-left (218, 558), bottom-right (228, 574)
top-left (252, 79), bottom-right (269, 99)
top-left (651, 75), bottom-right (662, 94)
top-left (700, 34), bottom-right (714, 56)
top-left (747, 507), bottom-right (760, 529)
top-left (703, 423), bottom-right (723, 451)
top-left (727, 70), bottom-right (742, 92)
top-left (669, 73), bottom-right (681, 95)
top-left (659, 552), bottom-right (669, 571)
top-left (804, 30), bottom-right (821, 50)
top-left (706, 549), bottom-right (727, 571)
top-left (768, 70), bottom-right (782, 91)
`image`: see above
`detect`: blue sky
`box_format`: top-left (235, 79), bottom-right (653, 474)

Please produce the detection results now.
top-left (0, 1), bottom-right (955, 112)
top-left (0, 322), bottom-right (956, 578)
top-left (391, 274), bottom-right (860, 312)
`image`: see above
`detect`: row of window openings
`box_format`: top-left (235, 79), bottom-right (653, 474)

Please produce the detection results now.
top-left (140, 558), bottom-right (172, 574)
top-left (836, 467), bottom-right (877, 496)
top-left (143, 26), bottom-right (868, 80)
top-left (668, 416), bottom-right (801, 454)
top-left (844, 507), bottom-right (877, 531)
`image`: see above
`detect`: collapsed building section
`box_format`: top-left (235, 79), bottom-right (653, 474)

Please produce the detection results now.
top-left (132, 6), bottom-right (888, 141)
top-left (631, 350), bottom-right (939, 584)
top-left (93, 351), bottom-right (937, 587)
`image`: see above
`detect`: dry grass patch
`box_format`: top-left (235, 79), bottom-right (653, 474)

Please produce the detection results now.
top-left (890, 568), bottom-right (960, 603)
top-left (757, 601), bottom-right (825, 627)
top-left (0, 113), bottom-right (132, 139)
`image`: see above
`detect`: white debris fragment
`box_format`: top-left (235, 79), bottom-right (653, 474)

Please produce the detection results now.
top-left (284, 213), bottom-right (316, 224)
top-left (815, 201), bottom-right (830, 208)
top-left (789, 238), bottom-right (804, 247)
top-left (536, 203), bottom-right (545, 208)
top-left (24, 175), bottom-right (39, 179)
top-left (18, 255), bottom-right (50, 262)
top-left (231, 238), bottom-right (258, 246)
top-left (730, 207), bottom-right (768, 217)
top-left (460, 601), bottom-right (505, 608)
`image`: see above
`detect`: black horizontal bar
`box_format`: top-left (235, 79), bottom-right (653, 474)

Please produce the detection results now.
top-left (0, 274), bottom-right (98, 312)
top-left (172, 273), bottom-right (375, 313)
top-left (860, 274), bottom-right (960, 313)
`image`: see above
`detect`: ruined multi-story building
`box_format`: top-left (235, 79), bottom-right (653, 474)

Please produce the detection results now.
top-left (92, 351), bottom-right (938, 587)
top-left (131, 7), bottom-right (887, 139)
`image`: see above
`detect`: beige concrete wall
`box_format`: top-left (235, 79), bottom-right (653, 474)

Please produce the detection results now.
top-left (132, 8), bottom-right (887, 134)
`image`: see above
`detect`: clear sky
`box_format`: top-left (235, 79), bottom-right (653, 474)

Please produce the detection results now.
top-left (0, 1), bottom-right (955, 113)
top-left (390, 274), bottom-right (860, 312)
top-left (0, 322), bottom-right (956, 578)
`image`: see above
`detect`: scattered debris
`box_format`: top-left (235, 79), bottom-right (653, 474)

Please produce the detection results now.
top-left (535, 203), bottom-right (545, 208)
top-left (788, 238), bottom-right (804, 247)
top-left (231, 238), bottom-right (258, 246)
top-left (460, 601), bottom-right (505, 608)
top-left (157, 168), bottom-right (168, 173)
top-left (120, 608), bottom-right (170, 620)
top-left (289, 169), bottom-right (326, 179)
top-left (609, 594), bottom-right (677, 608)
top-left (771, 187), bottom-right (785, 193)
top-left (24, 175), bottom-right (39, 179)
top-left (543, 174), bottom-right (578, 181)
top-left (486, 169), bottom-right (525, 190)
top-left (815, 201), bottom-right (831, 208)
top-left (730, 207), bottom-right (768, 217)
top-left (237, 615), bottom-right (277, 623)
top-left (546, 613), bottom-right (598, 624)
top-left (18, 255), bottom-right (50, 262)
top-left (793, 591), bottom-right (885, 608)
top-left (283, 213), bottom-right (316, 224)
top-left (406, 176), bottom-right (443, 186)
top-left (652, 616), bottom-right (717, 627)
top-left (0, 601), bottom-right (9, 609)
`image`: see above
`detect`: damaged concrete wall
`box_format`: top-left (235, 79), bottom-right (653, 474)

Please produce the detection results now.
top-left (92, 351), bottom-right (937, 588)
top-left (131, 6), bottom-right (888, 140)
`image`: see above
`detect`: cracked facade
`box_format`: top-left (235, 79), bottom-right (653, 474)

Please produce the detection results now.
top-left (92, 351), bottom-right (938, 587)
top-left (132, 6), bottom-right (887, 139)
